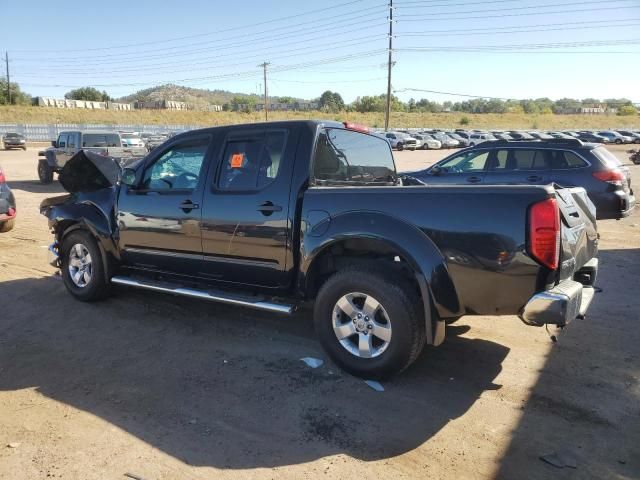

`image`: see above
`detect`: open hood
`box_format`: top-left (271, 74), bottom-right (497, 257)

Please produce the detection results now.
top-left (59, 150), bottom-right (121, 193)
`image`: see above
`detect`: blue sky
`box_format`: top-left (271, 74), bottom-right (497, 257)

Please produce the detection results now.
top-left (1, 0), bottom-right (639, 103)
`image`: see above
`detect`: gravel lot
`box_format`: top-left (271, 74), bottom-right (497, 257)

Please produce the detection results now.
top-left (0, 145), bottom-right (638, 480)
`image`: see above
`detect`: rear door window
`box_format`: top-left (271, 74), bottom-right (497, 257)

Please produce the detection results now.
top-left (217, 130), bottom-right (287, 190)
top-left (82, 134), bottom-right (121, 147)
top-left (490, 149), bottom-right (548, 171)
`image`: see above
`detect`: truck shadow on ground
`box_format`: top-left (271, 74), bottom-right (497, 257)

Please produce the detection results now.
top-left (8, 179), bottom-right (65, 194)
top-left (495, 248), bottom-right (640, 479)
top-left (0, 275), bottom-right (508, 469)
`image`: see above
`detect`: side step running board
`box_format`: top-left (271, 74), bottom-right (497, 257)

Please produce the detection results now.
top-left (111, 276), bottom-right (295, 315)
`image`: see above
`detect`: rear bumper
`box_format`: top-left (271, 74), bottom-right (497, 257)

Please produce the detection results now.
top-left (520, 258), bottom-right (598, 327)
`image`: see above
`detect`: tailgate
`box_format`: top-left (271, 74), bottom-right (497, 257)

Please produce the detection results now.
top-left (555, 186), bottom-right (598, 282)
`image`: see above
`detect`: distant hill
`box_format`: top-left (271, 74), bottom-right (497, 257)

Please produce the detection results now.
top-left (116, 84), bottom-right (303, 107)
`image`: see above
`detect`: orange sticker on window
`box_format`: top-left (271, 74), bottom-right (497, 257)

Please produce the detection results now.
top-left (230, 153), bottom-right (244, 168)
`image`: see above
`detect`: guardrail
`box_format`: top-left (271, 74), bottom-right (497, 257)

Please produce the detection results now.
top-left (0, 124), bottom-right (200, 141)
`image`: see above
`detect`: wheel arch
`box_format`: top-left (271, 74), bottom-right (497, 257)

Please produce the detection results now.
top-left (300, 211), bottom-right (463, 345)
top-left (47, 203), bottom-right (119, 280)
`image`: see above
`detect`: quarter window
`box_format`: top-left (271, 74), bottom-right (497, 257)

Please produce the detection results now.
top-left (217, 131), bottom-right (286, 190)
top-left (549, 150), bottom-right (588, 169)
top-left (142, 138), bottom-right (209, 190)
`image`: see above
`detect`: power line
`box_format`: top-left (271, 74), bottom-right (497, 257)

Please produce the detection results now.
top-left (397, 5), bottom-right (640, 21)
top-left (14, 33), bottom-right (387, 76)
top-left (10, 0), bottom-right (381, 53)
top-left (14, 8), bottom-right (387, 63)
top-left (399, 21), bottom-right (640, 38)
top-left (395, 0), bottom-right (634, 11)
top-left (17, 50), bottom-right (388, 88)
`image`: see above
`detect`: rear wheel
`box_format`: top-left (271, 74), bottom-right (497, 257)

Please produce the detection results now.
top-left (314, 266), bottom-right (426, 379)
top-left (616, 139), bottom-right (623, 144)
top-left (61, 231), bottom-right (110, 302)
top-left (397, 143), bottom-right (404, 151)
top-left (38, 160), bottom-right (54, 184)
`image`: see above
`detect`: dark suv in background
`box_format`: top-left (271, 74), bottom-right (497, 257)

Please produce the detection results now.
top-left (406, 139), bottom-right (635, 220)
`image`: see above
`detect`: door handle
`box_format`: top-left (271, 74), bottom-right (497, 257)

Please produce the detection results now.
top-left (527, 175), bottom-right (542, 182)
top-left (467, 176), bottom-right (482, 184)
top-left (179, 200), bottom-right (199, 212)
top-left (258, 201), bottom-right (282, 215)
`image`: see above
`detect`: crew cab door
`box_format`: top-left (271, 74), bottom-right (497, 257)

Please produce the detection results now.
top-left (199, 127), bottom-right (296, 288)
top-left (116, 134), bottom-right (213, 274)
top-left (485, 148), bottom-right (550, 185)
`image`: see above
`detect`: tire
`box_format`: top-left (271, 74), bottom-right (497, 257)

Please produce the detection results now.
top-left (314, 265), bottom-right (426, 379)
top-left (61, 230), bottom-right (110, 302)
top-left (0, 219), bottom-right (15, 233)
top-left (22, 146), bottom-right (27, 151)
top-left (445, 316), bottom-right (462, 325)
top-left (422, 144), bottom-right (429, 150)
top-left (616, 139), bottom-right (623, 144)
top-left (38, 160), bottom-right (54, 184)
top-left (397, 143), bottom-right (404, 151)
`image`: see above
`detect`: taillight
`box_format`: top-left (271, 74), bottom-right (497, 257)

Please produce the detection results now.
top-left (528, 198), bottom-right (560, 270)
top-left (593, 169), bottom-right (625, 186)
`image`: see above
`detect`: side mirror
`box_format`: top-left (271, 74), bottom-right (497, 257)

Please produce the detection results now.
top-left (120, 168), bottom-right (137, 187)
top-left (51, 140), bottom-right (57, 148)
top-left (430, 165), bottom-right (443, 176)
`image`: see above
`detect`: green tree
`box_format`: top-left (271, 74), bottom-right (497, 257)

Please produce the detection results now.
top-left (0, 79), bottom-right (31, 105)
top-left (64, 87), bottom-right (112, 102)
top-left (618, 105), bottom-right (638, 116)
top-left (277, 96), bottom-right (295, 104)
top-left (318, 90), bottom-right (345, 113)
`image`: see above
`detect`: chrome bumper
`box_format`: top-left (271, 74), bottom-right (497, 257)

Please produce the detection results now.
top-left (520, 279), bottom-right (596, 327)
top-left (48, 243), bottom-right (60, 268)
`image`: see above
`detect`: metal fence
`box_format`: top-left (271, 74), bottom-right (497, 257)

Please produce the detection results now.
top-left (0, 124), bottom-right (201, 141)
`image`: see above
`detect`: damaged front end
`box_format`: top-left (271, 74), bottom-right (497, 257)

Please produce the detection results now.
top-left (40, 150), bottom-right (126, 268)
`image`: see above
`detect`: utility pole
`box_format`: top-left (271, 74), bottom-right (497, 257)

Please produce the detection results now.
top-left (5, 52), bottom-right (10, 105)
top-left (259, 62), bottom-right (270, 122)
top-left (384, 0), bottom-right (393, 131)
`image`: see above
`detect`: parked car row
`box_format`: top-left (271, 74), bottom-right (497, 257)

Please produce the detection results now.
top-left (404, 137), bottom-right (635, 220)
top-left (379, 128), bottom-right (640, 149)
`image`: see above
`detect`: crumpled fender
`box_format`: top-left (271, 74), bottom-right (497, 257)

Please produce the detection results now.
top-left (300, 211), bottom-right (463, 344)
top-left (42, 189), bottom-right (120, 269)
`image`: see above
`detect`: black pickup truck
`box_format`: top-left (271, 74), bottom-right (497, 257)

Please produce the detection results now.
top-left (40, 121), bottom-right (599, 378)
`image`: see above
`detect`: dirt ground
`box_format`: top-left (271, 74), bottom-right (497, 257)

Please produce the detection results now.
top-left (0, 145), bottom-right (638, 480)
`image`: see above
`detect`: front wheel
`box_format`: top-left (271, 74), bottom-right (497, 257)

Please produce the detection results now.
top-left (314, 266), bottom-right (426, 379)
top-left (61, 230), bottom-right (110, 301)
top-left (0, 219), bottom-right (15, 233)
top-left (38, 160), bottom-right (54, 184)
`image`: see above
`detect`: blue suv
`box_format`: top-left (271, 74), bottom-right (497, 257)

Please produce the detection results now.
top-left (406, 139), bottom-right (635, 220)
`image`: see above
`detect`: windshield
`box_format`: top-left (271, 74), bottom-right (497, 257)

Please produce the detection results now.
top-left (121, 134), bottom-right (139, 139)
top-left (312, 128), bottom-right (396, 186)
top-left (592, 146), bottom-right (622, 167)
top-left (4, 133), bottom-right (22, 138)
